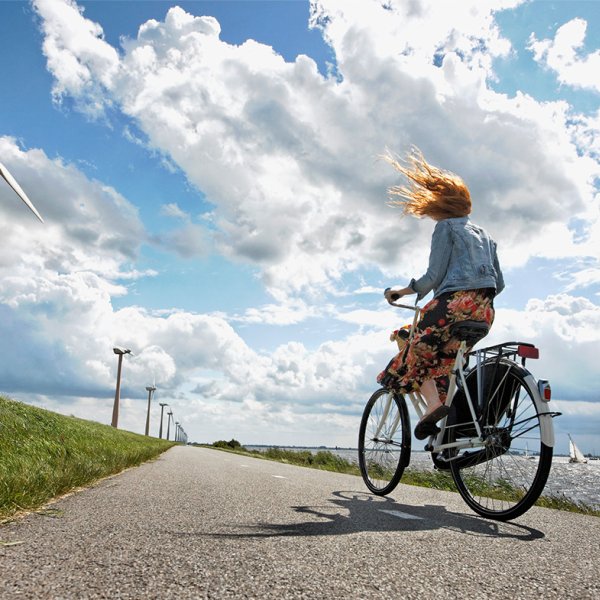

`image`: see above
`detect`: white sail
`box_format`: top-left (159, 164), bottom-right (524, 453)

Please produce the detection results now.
top-left (568, 434), bottom-right (588, 464)
top-left (524, 442), bottom-right (535, 460)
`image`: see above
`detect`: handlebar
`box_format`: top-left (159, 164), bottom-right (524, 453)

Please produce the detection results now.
top-left (385, 287), bottom-right (419, 311)
top-left (390, 302), bottom-right (419, 311)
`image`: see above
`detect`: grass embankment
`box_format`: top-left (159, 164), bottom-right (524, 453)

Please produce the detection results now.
top-left (204, 443), bottom-right (600, 517)
top-left (0, 395), bottom-right (175, 521)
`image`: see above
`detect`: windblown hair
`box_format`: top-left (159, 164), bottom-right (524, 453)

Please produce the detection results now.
top-left (384, 147), bottom-right (471, 219)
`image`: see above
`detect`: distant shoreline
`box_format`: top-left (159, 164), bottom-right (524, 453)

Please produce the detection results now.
top-left (243, 445), bottom-right (597, 460)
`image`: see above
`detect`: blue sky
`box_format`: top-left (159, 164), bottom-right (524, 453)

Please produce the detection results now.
top-left (0, 0), bottom-right (599, 455)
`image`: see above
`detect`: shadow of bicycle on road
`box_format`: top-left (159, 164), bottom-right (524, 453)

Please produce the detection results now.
top-left (207, 489), bottom-right (544, 542)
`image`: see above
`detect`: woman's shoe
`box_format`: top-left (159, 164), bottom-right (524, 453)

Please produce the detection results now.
top-left (414, 405), bottom-right (450, 440)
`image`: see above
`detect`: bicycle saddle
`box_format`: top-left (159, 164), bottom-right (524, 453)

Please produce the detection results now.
top-left (449, 320), bottom-right (490, 344)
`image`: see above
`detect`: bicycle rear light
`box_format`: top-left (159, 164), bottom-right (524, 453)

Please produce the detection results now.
top-left (538, 379), bottom-right (551, 402)
top-left (517, 344), bottom-right (539, 359)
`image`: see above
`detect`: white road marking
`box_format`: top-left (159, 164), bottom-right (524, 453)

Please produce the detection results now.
top-left (380, 509), bottom-right (424, 520)
top-left (272, 475), bottom-right (287, 479)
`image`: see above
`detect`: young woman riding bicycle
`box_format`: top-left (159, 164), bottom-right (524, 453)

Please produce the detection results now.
top-left (378, 148), bottom-right (505, 440)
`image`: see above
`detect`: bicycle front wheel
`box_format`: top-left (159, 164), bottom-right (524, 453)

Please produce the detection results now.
top-left (449, 362), bottom-right (553, 520)
top-left (358, 388), bottom-right (411, 495)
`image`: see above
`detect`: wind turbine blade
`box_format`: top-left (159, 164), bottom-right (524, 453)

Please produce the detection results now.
top-left (0, 161), bottom-right (44, 223)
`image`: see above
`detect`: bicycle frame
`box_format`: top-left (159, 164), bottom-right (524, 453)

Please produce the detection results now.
top-left (406, 339), bottom-right (485, 455)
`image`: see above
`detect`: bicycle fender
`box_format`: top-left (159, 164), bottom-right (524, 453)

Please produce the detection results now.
top-left (522, 371), bottom-right (555, 448)
top-left (479, 359), bottom-right (556, 449)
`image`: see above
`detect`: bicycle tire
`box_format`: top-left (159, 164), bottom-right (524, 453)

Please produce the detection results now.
top-left (448, 360), bottom-right (553, 520)
top-left (358, 388), bottom-right (411, 495)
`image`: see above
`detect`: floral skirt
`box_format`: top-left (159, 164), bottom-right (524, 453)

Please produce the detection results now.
top-left (377, 288), bottom-right (495, 402)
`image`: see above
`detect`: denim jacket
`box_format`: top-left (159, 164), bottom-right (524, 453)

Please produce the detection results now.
top-left (410, 217), bottom-right (504, 300)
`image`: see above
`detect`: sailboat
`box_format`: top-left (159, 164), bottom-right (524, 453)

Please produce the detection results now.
top-left (524, 443), bottom-right (536, 460)
top-left (568, 434), bottom-right (588, 464)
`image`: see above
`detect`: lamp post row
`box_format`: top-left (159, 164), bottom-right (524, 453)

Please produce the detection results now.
top-left (110, 347), bottom-right (187, 441)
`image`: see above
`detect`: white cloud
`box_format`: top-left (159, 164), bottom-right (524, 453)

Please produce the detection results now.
top-left (235, 299), bottom-right (318, 326)
top-left (553, 400), bottom-right (600, 418)
top-left (0, 136), bottom-right (143, 276)
top-left (160, 202), bottom-right (188, 220)
top-left (156, 222), bottom-right (211, 259)
top-left (352, 285), bottom-right (381, 295)
top-left (34, 0), bottom-right (119, 116)
top-left (485, 294), bottom-right (600, 400)
top-left (0, 137), bottom-right (141, 396)
top-left (0, 137), bottom-right (247, 401)
top-left (568, 108), bottom-right (600, 165)
top-left (528, 18), bottom-right (600, 93)
top-left (562, 266), bottom-right (600, 293)
top-left (311, 0), bottom-right (520, 73)
top-left (336, 306), bottom-right (404, 330)
top-left (32, 0), bottom-right (598, 298)
top-left (155, 203), bottom-right (212, 257)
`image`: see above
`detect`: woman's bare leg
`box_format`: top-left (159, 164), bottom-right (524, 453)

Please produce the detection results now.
top-left (420, 379), bottom-right (442, 413)
top-left (414, 378), bottom-right (450, 437)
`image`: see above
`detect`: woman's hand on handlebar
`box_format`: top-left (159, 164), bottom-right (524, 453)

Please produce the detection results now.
top-left (384, 286), bottom-right (415, 305)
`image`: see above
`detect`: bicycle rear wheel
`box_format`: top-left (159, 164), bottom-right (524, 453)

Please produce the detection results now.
top-left (358, 388), bottom-right (411, 495)
top-left (449, 361), bottom-right (553, 520)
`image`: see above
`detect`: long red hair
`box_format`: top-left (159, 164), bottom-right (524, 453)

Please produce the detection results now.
top-left (384, 147), bottom-right (471, 219)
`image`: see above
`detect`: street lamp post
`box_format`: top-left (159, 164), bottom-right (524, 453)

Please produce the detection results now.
top-left (158, 403), bottom-right (168, 439)
top-left (166, 410), bottom-right (173, 440)
top-left (144, 385), bottom-right (156, 436)
top-left (111, 347), bottom-right (131, 428)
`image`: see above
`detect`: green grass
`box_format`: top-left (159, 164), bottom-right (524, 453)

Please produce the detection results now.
top-left (260, 447), bottom-right (362, 474)
top-left (195, 443), bottom-right (363, 475)
top-left (0, 395), bottom-right (175, 520)
top-left (204, 444), bottom-right (600, 517)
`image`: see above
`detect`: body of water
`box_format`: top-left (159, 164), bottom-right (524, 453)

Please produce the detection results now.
top-left (247, 446), bottom-right (600, 509)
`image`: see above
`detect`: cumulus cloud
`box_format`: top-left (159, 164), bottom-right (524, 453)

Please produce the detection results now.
top-left (528, 18), bottom-right (600, 93)
top-left (32, 0), bottom-right (599, 298)
top-left (0, 136), bottom-right (379, 442)
top-left (0, 137), bottom-right (249, 404)
top-left (0, 138), bottom-right (142, 273)
top-left (485, 294), bottom-right (600, 401)
top-left (34, 0), bottom-right (119, 115)
top-left (0, 137), bottom-right (140, 395)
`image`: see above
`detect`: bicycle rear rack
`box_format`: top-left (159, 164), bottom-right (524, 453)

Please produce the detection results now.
top-left (467, 341), bottom-right (539, 367)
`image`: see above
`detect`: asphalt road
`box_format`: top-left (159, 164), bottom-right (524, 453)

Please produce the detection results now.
top-left (1, 446), bottom-right (599, 599)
